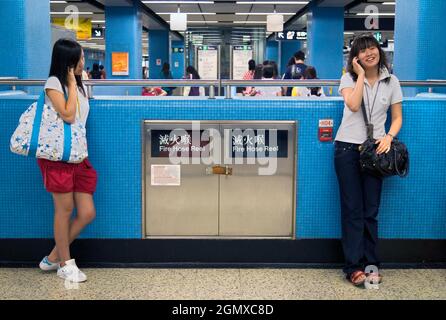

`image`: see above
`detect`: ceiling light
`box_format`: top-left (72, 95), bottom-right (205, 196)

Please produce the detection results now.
top-left (166, 20), bottom-right (218, 23)
top-left (235, 12), bottom-right (295, 15)
top-left (158, 12), bottom-right (216, 15)
top-left (143, 1), bottom-right (214, 3)
top-left (242, 21), bottom-right (267, 24)
top-left (236, 1), bottom-right (308, 4)
top-left (51, 12), bottom-right (94, 15)
top-left (91, 20), bottom-right (105, 23)
top-left (382, 2), bottom-right (396, 5)
top-left (356, 13), bottom-right (395, 16)
top-left (50, 1), bottom-right (68, 3)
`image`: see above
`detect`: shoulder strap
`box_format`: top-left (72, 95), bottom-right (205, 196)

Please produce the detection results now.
top-left (360, 96), bottom-right (374, 139)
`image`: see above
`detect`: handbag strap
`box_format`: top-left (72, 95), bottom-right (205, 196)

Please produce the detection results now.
top-left (360, 95), bottom-right (374, 139)
top-left (29, 90), bottom-right (72, 162)
top-left (28, 92), bottom-right (45, 158)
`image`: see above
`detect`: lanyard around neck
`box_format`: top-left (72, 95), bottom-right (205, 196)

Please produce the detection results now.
top-left (364, 81), bottom-right (380, 123)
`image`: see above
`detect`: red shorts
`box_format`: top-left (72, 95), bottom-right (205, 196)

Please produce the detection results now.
top-left (37, 158), bottom-right (98, 194)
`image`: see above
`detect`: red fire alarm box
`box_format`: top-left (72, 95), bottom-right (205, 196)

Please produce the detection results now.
top-left (318, 119), bottom-right (334, 142)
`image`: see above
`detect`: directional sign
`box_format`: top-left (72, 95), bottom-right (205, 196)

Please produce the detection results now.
top-left (275, 31), bottom-right (307, 41)
top-left (92, 27), bottom-right (104, 39)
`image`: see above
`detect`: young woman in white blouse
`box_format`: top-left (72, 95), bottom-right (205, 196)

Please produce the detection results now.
top-left (335, 34), bottom-right (403, 287)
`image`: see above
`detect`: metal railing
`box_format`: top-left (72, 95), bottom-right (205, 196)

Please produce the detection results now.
top-left (0, 79), bottom-right (445, 99)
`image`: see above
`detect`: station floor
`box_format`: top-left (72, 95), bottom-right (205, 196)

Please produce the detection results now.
top-left (0, 267), bottom-right (445, 300)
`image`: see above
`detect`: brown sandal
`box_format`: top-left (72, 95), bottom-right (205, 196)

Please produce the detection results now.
top-left (349, 270), bottom-right (367, 286)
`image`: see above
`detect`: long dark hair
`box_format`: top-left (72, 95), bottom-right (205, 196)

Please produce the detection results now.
top-left (186, 66), bottom-right (200, 79)
top-left (253, 64), bottom-right (263, 80)
top-left (248, 59), bottom-right (256, 71)
top-left (49, 38), bottom-right (85, 96)
top-left (347, 33), bottom-right (389, 82)
top-left (303, 66), bottom-right (321, 96)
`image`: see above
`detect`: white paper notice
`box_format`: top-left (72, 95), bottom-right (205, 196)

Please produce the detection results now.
top-left (151, 165), bottom-right (181, 186)
top-left (198, 47), bottom-right (218, 80)
top-left (232, 47), bottom-right (253, 80)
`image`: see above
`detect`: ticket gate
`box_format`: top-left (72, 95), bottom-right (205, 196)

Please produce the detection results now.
top-left (143, 121), bottom-right (297, 238)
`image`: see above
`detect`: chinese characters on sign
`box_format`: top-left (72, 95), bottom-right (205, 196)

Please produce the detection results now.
top-left (275, 31), bottom-right (307, 41)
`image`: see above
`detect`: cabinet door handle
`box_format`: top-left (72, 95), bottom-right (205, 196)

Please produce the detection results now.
top-left (206, 165), bottom-right (233, 175)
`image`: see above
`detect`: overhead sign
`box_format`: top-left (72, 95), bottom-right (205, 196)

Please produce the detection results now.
top-left (197, 45), bottom-right (218, 80)
top-left (232, 46), bottom-right (253, 80)
top-left (91, 27), bottom-right (104, 39)
top-left (53, 17), bottom-right (92, 40)
top-left (172, 47), bottom-right (184, 53)
top-left (374, 32), bottom-right (382, 42)
top-left (267, 14), bottom-right (283, 32)
top-left (275, 31), bottom-right (307, 41)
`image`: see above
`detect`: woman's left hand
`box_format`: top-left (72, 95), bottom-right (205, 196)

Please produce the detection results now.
top-left (375, 135), bottom-right (392, 154)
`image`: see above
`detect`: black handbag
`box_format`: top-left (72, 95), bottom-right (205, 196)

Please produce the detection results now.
top-left (359, 98), bottom-right (409, 178)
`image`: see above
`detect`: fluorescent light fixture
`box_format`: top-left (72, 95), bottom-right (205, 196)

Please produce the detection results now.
top-left (236, 1), bottom-right (308, 4)
top-left (356, 13), bottom-right (395, 16)
top-left (50, 1), bottom-right (68, 3)
top-left (382, 2), bottom-right (396, 5)
top-left (344, 32), bottom-right (355, 35)
top-left (244, 21), bottom-right (267, 24)
top-left (143, 1), bottom-right (214, 3)
top-left (51, 12), bottom-right (94, 14)
top-left (235, 12), bottom-right (295, 15)
top-left (91, 20), bottom-right (105, 23)
top-left (167, 20), bottom-right (218, 23)
top-left (158, 12), bottom-right (216, 15)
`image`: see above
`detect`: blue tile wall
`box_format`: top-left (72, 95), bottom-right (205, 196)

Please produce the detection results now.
top-left (171, 41), bottom-right (185, 80)
top-left (1, 97), bottom-right (445, 239)
top-left (307, 6), bottom-right (344, 81)
top-left (394, 0), bottom-right (446, 95)
top-left (149, 30), bottom-right (169, 80)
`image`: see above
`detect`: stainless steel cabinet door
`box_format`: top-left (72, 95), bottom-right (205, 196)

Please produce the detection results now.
top-left (144, 122), bottom-right (220, 236)
top-left (218, 122), bottom-right (296, 237)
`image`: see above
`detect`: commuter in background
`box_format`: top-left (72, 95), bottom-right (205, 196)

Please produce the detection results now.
top-left (242, 59), bottom-right (256, 80)
top-left (142, 87), bottom-right (167, 96)
top-left (159, 62), bottom-right (175, 96)
top-left (86, 67), bottom-right (91, 79)
top-left (283, 50), bottom-right (308, 96)
top-left (183, 66), bottom-right (205, 96)
top-left (38, 38), bottom-right (97, 283)
top-left (142, 66), bottom-right (148, 79)
top-left (270, 61), bottom-right (279, 79)
top-left (255, 64), bottom-right (282, 97)
top-left (99, 65), bottom-right (106, 79)
top-left (242, 59), bottom-right (256, 96)
top-left (244, 64), bottom-right (264, 96)
top-left (335, 33), bottom-right (403, 287)
top-left (292, 66), bottom-right (325, 97)
top-left (89, 63), bottom-right (102, 79)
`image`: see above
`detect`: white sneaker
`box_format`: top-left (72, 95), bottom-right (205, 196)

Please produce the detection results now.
top-left (39, 256), bottom-right (60, 271)
top-left (57, 259), bottom-right (87, 283)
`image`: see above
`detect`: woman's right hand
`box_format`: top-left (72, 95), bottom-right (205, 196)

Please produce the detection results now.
top-left (352, 57), bottom-right (365, 76)
top-left (67, 68), bottom-right (76, 88)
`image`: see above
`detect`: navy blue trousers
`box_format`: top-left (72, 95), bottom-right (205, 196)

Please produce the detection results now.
top-left (334, 141), bottom-right (383, 277)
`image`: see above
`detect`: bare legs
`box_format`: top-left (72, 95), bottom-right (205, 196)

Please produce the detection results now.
top-left (48, 192), bottom-right (96, 266)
